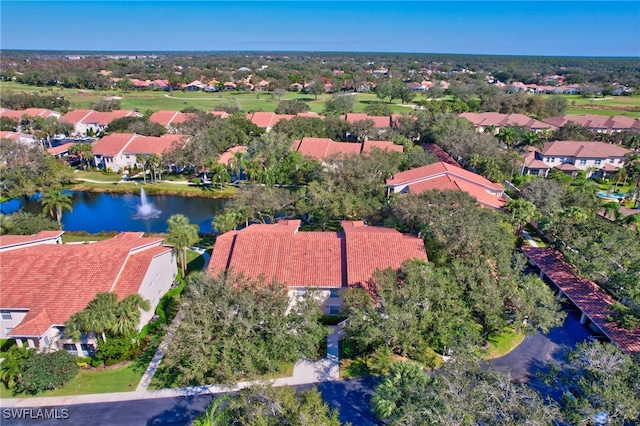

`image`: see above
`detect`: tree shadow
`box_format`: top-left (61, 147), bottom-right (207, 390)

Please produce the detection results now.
top-left (145, 395), bottom-right (214, 426)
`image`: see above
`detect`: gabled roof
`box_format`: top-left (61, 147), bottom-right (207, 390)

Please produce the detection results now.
top-left (0, 131), bottom-right (37, 143)
top-left (0, 108), bottom-right (60, 120)
top-left (60, 109), bottom-right (140, 126)
top-left (542, 114), bottom-right (640, 131)
top-left (0, 230), bottom-right (64, 252)
top-left (217, 145), bottom-right (248, 166)
top-left (541, 141), bottom-right (630, 158)
top-left (292, 137), bottom-right (402, 161)
top-left (47, 142), bottom-right (76, 156)
top-left (93, 133), bottom-right (187, 157)
top-left (422, 143), bottom-right (459, 165)
top-left (387, 161), bottom-right (505, 208)
top-left (208, 220), bottom-right (427, 289)
top-left (459, 112), bottom-right (556, 131)
top-left (522, 247), bottom-right (640, 355)
top-left (246, 112), bottom-right (294, 128)
top-left (0, 233), bottom-right (169, 337)
top-left (149, 111), bottom-right (193, 127)
top-left (341, 113), bottom-right (392, 128)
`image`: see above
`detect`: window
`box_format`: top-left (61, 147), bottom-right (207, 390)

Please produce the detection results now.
top-left (330, 289), bottom-right (340, 299)
top-left (579, 159), bottom-right (587, 165)
top-left (43, 336), bottom-right (50, 346)
top-left (329, 306), bottom-right (340, 316)
top-left (1, 311), bottom-right (11, 320)
top-left (595, 159), bottom-right (602, 165)
top-left (297, 288), bottom-right (307, 297)
top-left (609, 158), bottom-right (615, 163)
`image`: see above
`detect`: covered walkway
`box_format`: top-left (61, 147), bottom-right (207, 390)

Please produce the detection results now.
top-left (522, 247), bottom-right (640, 355)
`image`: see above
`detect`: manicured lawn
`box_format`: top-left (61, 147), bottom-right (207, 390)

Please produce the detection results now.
top-left (0, 362), bottom-right (145, 398)
top-left (481, 328), bottom-right (525, 359)
top-left (62, 234), bottom-right (112, 243)
top-left (185, 249), bottom-right (205, 273)
top-left (69, 179), bottom-right (237, 198)
top-left (74, 170), bottom-right (123, 182)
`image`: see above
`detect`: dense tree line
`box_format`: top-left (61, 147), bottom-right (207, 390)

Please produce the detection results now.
top-left (0, 91), bottom-right (71, 111)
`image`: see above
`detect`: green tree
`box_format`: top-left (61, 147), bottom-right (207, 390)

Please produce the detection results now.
top-left (324, 94), bottom-right (355, 115)
top-left (274, 99), bottom-right (310, 115)
top-left (0, 211), bottom-right (58, 235)
top-left (503, 198), bottom-right (538, 234)
top-left (307, 81), bottom-right (325, 100)
top-left (166, 214), bottom-right (200, 278)
top-left (68, 142), bottom-right (93, 169)
top-left (110, 294), bottom-right (151, 337)
top-left (192, 395), bottom-right (233, 426)
top-left (0, 346), bottom-right (33, 390)
top-left (15, 350), bottom-right (78, 395)
top-left (541, 342), bottom-right (640, 425)
top-left (40, 189), bottom-right (73, 228)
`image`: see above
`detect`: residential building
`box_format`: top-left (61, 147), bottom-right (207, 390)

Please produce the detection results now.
top-left (386, 161), bottom-right (506, 209)
top-left (208, 220), bottom-right (427, 315)
top-left (0, 108), bottom-right (61, 121)
top-left (149, 111), bottom-right (194, 129)
top-left (291, 137), bottom-right (403, 161)
top-left (542, 114), bottom-right (640, 133)
top-left (60, 109), bottom-right (141, 135)
top-left (0, 131), bottom-right (39, 145)
top-left (0, 232), bottom-right (176, 356)
top-left (521, 141), bottom-right (631, 178)
top-left (459, 112), bottom-right (557, 133)
top-left (93, 133), bottom-right (187, 171)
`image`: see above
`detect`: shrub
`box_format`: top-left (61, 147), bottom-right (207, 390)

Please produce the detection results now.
top-left (89, 358), bottom-right (103, 368)
top-left (96, 336), bottom-right (133, 364)
top-left (16, 351), bottom-right (78, 394)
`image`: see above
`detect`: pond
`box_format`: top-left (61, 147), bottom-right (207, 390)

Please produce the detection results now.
top-left (1, 190), bottom-right (227, 234)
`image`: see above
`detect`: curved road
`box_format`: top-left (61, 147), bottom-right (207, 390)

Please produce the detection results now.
top-left (1, 309), bottom-right (594, 426)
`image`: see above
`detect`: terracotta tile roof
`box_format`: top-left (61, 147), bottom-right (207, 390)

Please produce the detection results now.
top-left (60, 109), bottom-right (140, 126)
top-left (209, 111), bottom-right (230, 119)
top-left (124, 134), bottom-right (187, 156)
top-left (0, 131), bottom-right (37, 143)
top-left (246, 112), bottom-right (294, 128)
top-left (111, 245), bottom-right (172, 300)
top-left (0, 230), bottom-right (64, 251)
top-left (0, 108), bottom-right (59, 120)
top-left (541, 141), bottom-right (630, 158)
top-left (0, 232), bottom-right (166, 338)
top-left (387, 161), bottom-right (503, 190)
top-left (217, 145), bottom-right (248, 166)
top-left (296, 112), bottom-right (325, 119)
top-left (93, 133), bottom-right (187, 157)
top-left (388, 162), bottom-right (504, 208)
top-left (422, 143), bottom-right (459, 166)
top-left (362, 140), bottom-right (404, 153)
top-left (459, 112), bottom-right (557, 131)
top-left (47, 142), bottom-right (75, 156)
top-left (149, 111), bottom-right (193, 127)
top-left (542, 115), bottom-right (640, 131)
top-left (342, 113), bottom-right (392, 128)
top-left (208, 221), bottom-right (427, 289)
top-left (522, 247), bottom-right (640, 355)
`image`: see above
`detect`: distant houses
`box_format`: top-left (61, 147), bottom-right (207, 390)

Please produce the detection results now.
top-left (92, 133), bottom-right (187, 171)
top-left (459, 112), bottom-right (557, 133)
top-left (542, 114), bottom-right (640, 134)
top-left (0, 108), bottom-right (61, 120)
top-left (522, 141), bottom-right (631, 178)
top-left (60, 109), bottom-right (141, 136)
top-left (291, 137), bottom-right (403, 161)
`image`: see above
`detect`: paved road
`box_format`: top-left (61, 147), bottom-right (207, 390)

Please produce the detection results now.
top-left (1, 379), bottom-right (381, 426)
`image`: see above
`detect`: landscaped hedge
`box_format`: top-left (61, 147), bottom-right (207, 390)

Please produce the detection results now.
top-left (16, 350), bottom-right (78, 394)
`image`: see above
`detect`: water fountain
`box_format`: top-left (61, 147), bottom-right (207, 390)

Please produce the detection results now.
top-left (134, 188), bottom-right (161, 219)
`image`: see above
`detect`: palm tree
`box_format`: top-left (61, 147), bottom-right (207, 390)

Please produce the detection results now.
top-left (0, 346), bottom-right (31, 389)
top-left (85, 292), bottom-right (118, 343)
top-left (166, 214), bottom-right (200, 278)
top-left (210, 163), bottom-right (231, 190)
top-left (601, 201), bottom-right (620, 221)
top-left (40, 189), bottom-right (73, 228)
top-left (192, 395), bottom-right (233, 426)
top-left (69, 143), bottom-right (94, 169)
top-left (136, 154), bottom-right (150, 183)
top-left (111, 294), bottom-right (151, 337)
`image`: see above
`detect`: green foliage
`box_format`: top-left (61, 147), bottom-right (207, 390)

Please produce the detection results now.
top-left (166, 214), bottom-right (200, 278)
top-left (274, 99), bottom-right (310, 115)
top-left (0, 91), bottom-right (71, 111)
top-left (324, 94), bottom-right (355, 115)
top-left (161, 272), bottom-right (327, 385)
top-left (96, 336), bottom-right (133, 364)
top-left (0, 211), bottom-right (58, 235)
top-left (194, 385), bottom-right (342, 426)
top-left (0, 346), bottom-right (33, 389)
top-left (15, 350), bottom-right (78, 395)
top-left (541, 342), bottom-right (640, 425)
top-left (373, 356), bottom-right (559, 425)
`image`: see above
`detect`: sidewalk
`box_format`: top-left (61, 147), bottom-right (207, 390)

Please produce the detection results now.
top-left (1, 327), bottom-right (342, 408)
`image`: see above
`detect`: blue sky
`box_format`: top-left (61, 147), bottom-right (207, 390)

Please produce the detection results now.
top-left (1, 1), bottom-right (638, 56)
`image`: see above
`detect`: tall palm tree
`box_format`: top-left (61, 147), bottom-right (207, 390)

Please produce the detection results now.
top-left (211, 163), bottom-right (231, 190)
top-left (40, 189), bottom-right (73, 228)
top-left (136, 154), bottom-right (150, 183)
top-left (148, 153), bottom-right (161, 183)
top-left (85, 292), bottom-right (118, 343)
top-left (166, 214), bottom-right (200, 278)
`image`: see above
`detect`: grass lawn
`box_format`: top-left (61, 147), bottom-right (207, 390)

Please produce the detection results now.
top-left (62, 234), bottom-right (113, 243)
top-left (69, 179), bottom-right (236, 198)
top-left (185, 249), bottom-right (205, 273)
top-left (0, 362), bottom-right (145, 398)
top-left (74, 170), bottom-right (123, 182)
top-left (481, 328), bottom-right (525, 359)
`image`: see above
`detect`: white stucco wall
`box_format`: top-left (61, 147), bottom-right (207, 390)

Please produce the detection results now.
top-left (136, 250), bottom-right (177, 328)
top-left (287, 287), bottom-right (344, 316)
top-left (0, 310), bottom-right (29, 339)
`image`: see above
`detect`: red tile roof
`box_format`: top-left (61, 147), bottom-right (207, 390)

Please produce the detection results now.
top-left (217, 145), bottom-right (248, 166)
top-left (93, 133), bottom-right (187, 157)
top-left (293, 137), bottom-right (401, 161)
top-left (60, 110), bottom-right (140, 126)
top-left (149, 111), bottom-right (193, 127)
top-left (246, 112), bottom-right (294, 129)
top-left (208, 220), bottom-right (427, 289)
top-left (522, 247), bottom-right (640, 355)
top-left (459, 112), bottom-right (556, 131)
top-left (342, 113), bottom-right (392, 128)
top-left (388, 161), bottom-right (505, 208)
top-left (540, 141), bottom-right (630, 158)
top-left (0, 108), bottom-right (60, 120)
top-left (422, 143), bottom-right (459, 166)
top-left (0, 230), bottom-right (64, 251)
top-left (0, 233), bottom-right (166, 337)
top-left (0, 131), bottom-right (37, 143)
top-left (47, 142), bottom-right (75, 156)
top-left (542, 115), bottom-right (640, 132)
